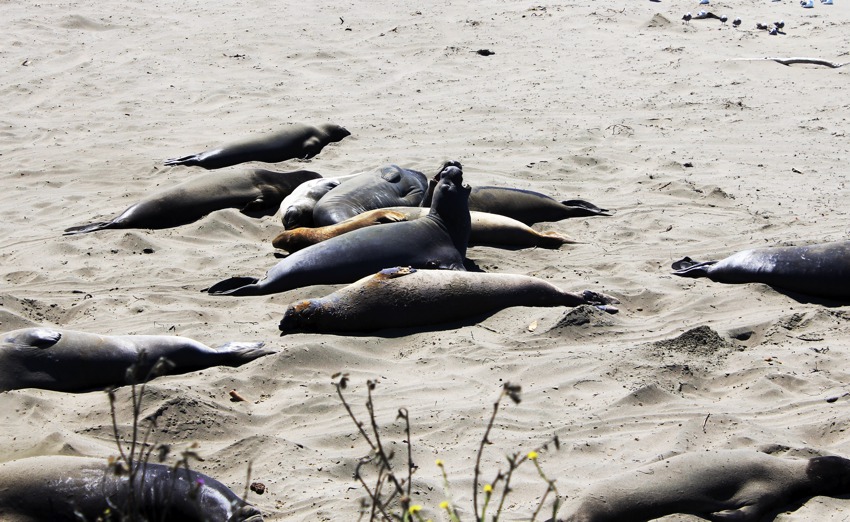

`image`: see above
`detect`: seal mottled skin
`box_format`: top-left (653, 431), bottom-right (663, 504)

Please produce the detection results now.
top-left (0, 327), bottom-right (271, 393)
top-left (64, 169), bottom-right (322, 234)
top-left (311, 164), bottom-right (428, 226)
top-left (420, 164), bottom-right (610, 225)
top-left (279, 266), bottom-right (617, 333)
top-left (0, 455), bottom-right (263, 521)
top-left (278, 174), bottom-right (358, 229)
top-left (672, 240), bottom-right (850, 300)
top-left (205, 162), bottom-right (470, 296)
top-left (163, 122), bottom-right (350, 170)
top-left (271, 207), bottom-right (576, 253)
top-left (553, 450), bottom-right (850, 522)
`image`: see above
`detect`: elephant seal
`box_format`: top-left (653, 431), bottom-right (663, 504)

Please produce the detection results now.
top-left (205, 162), bottom-right (470, 296)
top-left (672, 240), bottom-right (850, 300)
top-left (311, 164), bottom-right (428, 226)
top-left (0, 455), bottom-right (262, 521)
top-left (271, 207), bottom-right (576, 253)
top-left (420, 165), bottom-right (609, 225)
top-left (553, 449), bottom-right (850, 522)
top-left (163, 122), bottom-right (350, 170)
top-left (64, 169), bottom-right (322, 234)
top-left (279, 266), bottom-right (617, 333)
top-left (278, 174), bottom-right (357, 229)
top-left (0, 327), bottom-right (271, 393)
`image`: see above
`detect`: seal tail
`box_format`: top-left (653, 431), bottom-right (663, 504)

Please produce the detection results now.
top-left (535, 231), bottom-right (580, 249)
top-left (163, 154), bottom-right (201, 167)
top-left (561, 199), bottom-right (612, 217)
top-left (671, 257), bottom-right (717, 278)
top-left (63, 221), bottom-right (116, 235)
top-left (203, 277), bottom-right (262, 296)
top-left (214, 341), bottom-right (273, 365)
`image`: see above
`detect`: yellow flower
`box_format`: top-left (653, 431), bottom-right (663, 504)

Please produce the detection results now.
top-left (528, 451), bottom-right (539, 460)
top-left (409, 505), bottom-right (422, 514)
top-left (435, 459), bottom-right (444, 467)
top-left (439, 501), bottom-right (449, 510)
top-left (483, 484), bottom-right (493, 493)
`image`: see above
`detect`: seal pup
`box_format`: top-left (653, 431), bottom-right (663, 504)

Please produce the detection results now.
top-left (278, 174), bottom-right (357, 229)
top-left (553, 449), bottom-right (850, 522)
top-left (672, 240), bottom-right (850, 300)
top-left (0, 455), bottom-right (262, 521)
top-left (311, 164), bottom-right (428, 226)
top-left (163, 122), bottom-right (350, 169)
top-left (271, 207), bottom-right (576, 253)
top-left (279, 266), bottom-right (617, 333)
top-left (0, 327), bottom-right (271, 393)
top-left (420, 165), bottom-right (609, 225)
top-left (205, 162), bottom-right (470, 296)
top-left (64, 169), bottom-right (321, 234)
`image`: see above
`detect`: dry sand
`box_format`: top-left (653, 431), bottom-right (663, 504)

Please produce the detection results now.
top-left (2, 0), bottom-right (850, 520)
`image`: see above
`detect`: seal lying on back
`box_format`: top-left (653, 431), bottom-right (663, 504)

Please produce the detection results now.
top-left (279, 266), bottom-right (617, 333)
top-left (278, 174), bottom-right (357, 229)
top-left (271, 207), bottom-right (576, 253)
top-left (311, 164), bottom-right (428, 226)
top-left (205, 162), bottom-right (471, 296)
top-left (0, 327), bottom-right (271, 393)
top-left (64, 169), bottom-right (322, 234)
top-left (0, 455), bottom-right (262, 521)
top-left (554, 449), bottom-right (850, 522)
top-left (672, 240), bottom-right (850, 300)
top-left (163, 122), bottom-right (350, 169)
top-left (420, 164), bottom-right (609, 225)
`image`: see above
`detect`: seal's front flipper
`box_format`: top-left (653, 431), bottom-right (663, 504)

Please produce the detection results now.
top-left (204, 277), bottom-right (261, 295)
top-left (20, 328), bottom-right (62, 348)
top-left (706, 505), bottom-right (761, 521)
top-left (63, 221), bottom-right (115, 235)
top-left (671, 257), bottom-right (716, 278)
top-left (561, 199), bottom-right (612, 217)
top-left (163, 154), bottom-right (201, 167)
top-left (215, 341), bottom-right (273, 365)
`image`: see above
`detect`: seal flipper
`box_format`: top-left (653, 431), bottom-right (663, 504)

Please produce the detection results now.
top-left (214, 341), bottom-right (273, 365)
top-left (560, 199), bottom-right (612, 217)
top-left (671, 257), bottom-right (717, 277)
top-left (204, 277), bottom-right (261, 295)
top-left (19, 328), bottom-right (62, 348)
top-left (706, 505), bottom-right (762, 521)
top-left (63, 221), bottom-right (117, 235)
top-left (163, 154), bottom-right (201, 167)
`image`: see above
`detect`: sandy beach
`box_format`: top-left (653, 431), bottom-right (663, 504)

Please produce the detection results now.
top-left (2, 0), bottom-right (850, 520)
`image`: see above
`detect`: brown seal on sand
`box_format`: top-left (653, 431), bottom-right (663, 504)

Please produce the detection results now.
top-left (0, 455), bottom-right (263, 521)
top-left (0, 327), bottom-right (271, 393)
top-left (271, 207), bottom-right (576, 253)
top-left (279, 266), bottom-right (617, 333)
top-left (205, 162), bottom-right (471, 296)
top-left (163, 122), bottom-right (349, 169)
top-left (672, 240), bottom-right (850, 300)
top-left (553, 449), bottom-right (850, 522)
top-left (64, 169), bottom-right (321, 234)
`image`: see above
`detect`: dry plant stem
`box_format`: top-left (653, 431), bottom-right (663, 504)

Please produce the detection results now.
top-left (473, 387), bottom-right (507, 522)
top-left (398, 407), bottom-right (413, 501)
top-left (366, 384), bottom-right (407, 501)
top-left (336, 381), bottom-right (376, 450)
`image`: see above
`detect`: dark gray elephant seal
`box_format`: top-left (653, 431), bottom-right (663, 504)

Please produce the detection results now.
top-left (64, 169), bottom-right (321, 234)
top-left (0, 455), bottom-right (262, 521)
top-left (311, 164), bottom-right (428, 226)
top-left (279, 266), bottom-right (617, 333)
top-left (205, 162), bottom-right (470, 296)
top-left (420, 164), bottom-right (609, 225)
top-left (271, 207), bottom-right (576, 253)
top-left (553, 450), bottom-right (850, 522)
top-left (672, 240), bottom-right (850, 300)
top-left (163, 122), bottom-right (350, 169)
top-left (0, 327), bottom-right (271, 393)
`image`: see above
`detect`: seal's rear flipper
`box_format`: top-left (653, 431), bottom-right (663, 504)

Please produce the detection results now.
top-left (204, 277), bottom-right (261, 295)
top-left (63, 221), bottom-right (115, 235)
top-left (215, 341), bottom-right (273, 365)
top-left (561, 199), bottom-right (612, 217)
top-left (671, 257), bottom-right (716, 278)
top-left (163, 154), bottom-right (201, 167)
